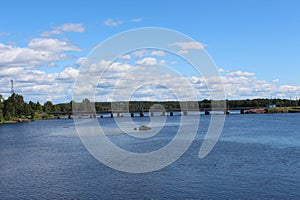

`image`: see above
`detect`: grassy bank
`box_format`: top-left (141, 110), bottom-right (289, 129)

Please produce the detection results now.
top-left (0, 112), bottom-right (59, 125)
top-left (265, 106), bottom-right (300, 113)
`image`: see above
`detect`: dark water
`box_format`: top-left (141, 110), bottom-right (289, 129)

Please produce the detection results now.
top-left (0, 114), bottom-right (299, 199)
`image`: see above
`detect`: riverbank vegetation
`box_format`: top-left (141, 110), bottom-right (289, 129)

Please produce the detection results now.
top-left (1, 93), bottom-right (300, 124)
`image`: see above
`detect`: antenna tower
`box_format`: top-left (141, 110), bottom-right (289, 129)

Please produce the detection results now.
top-left (11, 79), bottom-right (15, 94)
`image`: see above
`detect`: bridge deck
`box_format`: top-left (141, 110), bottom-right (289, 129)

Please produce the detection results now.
top-left (47, 107), bottom-right (256, 115)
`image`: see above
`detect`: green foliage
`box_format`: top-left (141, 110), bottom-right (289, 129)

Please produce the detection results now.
top-left (0, 94), bottom-right (4, 123)
top-left (43, 101), bottom-right (54, 112)
top-left (0, 92), bottom-right (299, 124)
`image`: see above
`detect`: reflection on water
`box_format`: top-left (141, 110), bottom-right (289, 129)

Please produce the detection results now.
top-left (0, 114), bottom-right (299, 199)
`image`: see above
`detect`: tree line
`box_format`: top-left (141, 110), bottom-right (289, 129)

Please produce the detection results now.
top-left (1, 93), bottom-right (300, 123)
top-left (0, 93), bottom-right (72, 122)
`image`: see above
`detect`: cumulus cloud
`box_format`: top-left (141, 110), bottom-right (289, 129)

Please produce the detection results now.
top-left (75, 57), bottom-right (88, 66)
top-left (131, 18), bottom-right (143, 22)
top-left (0, 32), bottom-right (10, 37)
top-left (41, 23), bottom-right (85, 36)
top-left (226, 70), bottom-right (255, 77)
top-left (159, 60), bottom-right (166, 65)
top-left (57, 67), bottom-right (79, 81)
top-left (1, 52), bottom-right (300, 103)
top-left (0, 66), bottom-right (79, 103)
top-left (150, 50), bottom-right (167, 57)
top-left (169, 41), bottom-right (206, 50)
top-left (104, 18), bottom-right (143, 27)
top-left (218, 68), bottom-right (225, 73)
top-left (136, 57), bottom-right (157, 65)
top-left (119, 54), bottom-right (131, 60)
top-left (0, 43), bottom-right (60, 68)
top-left (0, 38), bottom-right (81, 69)
top-left (28, 38), bottom-right (81, 52)
top-left (177, 50), bottom-right (189, 55)
top-left (104, 19), bottom-right (123, 27)
top-left (132, 49), bottom-right (147, 58)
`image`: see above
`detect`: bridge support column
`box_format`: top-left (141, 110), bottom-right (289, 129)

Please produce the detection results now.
top-left (117, 112), bottom-right (120, 117)
top-left (205, 110), bottom-right (210, 115)
top-left (240, 109), bottom-right (245, 114)
top-left (139, 112), bottom-right (144, 117)
top-left (110, 113), bottom-right (114, 118)
top-left (131, 112), bottom-right (134, 117)
top-left (170, 111), bottom-right (174, 116)
top-left (150, 112), bottom-right (154, 117)
top-left (183, 111), bottom-right (188, 116)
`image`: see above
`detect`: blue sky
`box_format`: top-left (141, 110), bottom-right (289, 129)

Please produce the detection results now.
top-left (0, 0), bottom-right (300, 103)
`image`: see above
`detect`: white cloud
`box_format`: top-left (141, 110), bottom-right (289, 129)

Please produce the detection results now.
top-left (169, 41), bottom-right (206, 50)
top-left (104, 18), bottom-right (143, 27)
top-left (48, 62), bottom-right (58, 67)
top-left (28, 38), bottom-right (81, 52)
top-left (57, 67), bottom-right (79, 81)
top-left (1, 53), bottom-right (300, 103)
top-left (136, 57), bottom-right (157, 65)
top-left (0, 66), bottom-right (79, 103)
top-left (226, 70), bottom-right (255, 77)
top-left (104, 19), bottom-right (123, 27)
top-left (150, 50), bottom-right (167, 57)
top-left (75, 57), bottom-right (88, 66)
top-left (119, 54), bottom-right (131, 60)
top-left (0, 32), bottom-right (10, 37)
top-left (177, 50), bottom-right (189, 55)
top-left (218, 68), bottom-right (225, 73)
top-left (59, 23), bottom-right (85, 32)
top-left (132, 49), bottom-right (147, 58)
top-left (131, 18), bottom-right (143, 22)
top-left (159, 60), bottom-right (166, 65)
top-left (0, 38), bottom-right (81, 69)
top-left (0, 43), bottom-right (59, 68)
top-left (41, 23), bottom-right (85, 36)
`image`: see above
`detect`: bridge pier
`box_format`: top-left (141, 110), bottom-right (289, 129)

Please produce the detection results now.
top-left (205, 110), bottom-right (210, 115)
top-left (131, 112), bottom-right (134, 117)
top-left (150, 112), bottom-right (154, 117)
top-left (110, 113), bottom-right (114, 118)
top-left (183, 111), bottom-right (188, 116)
top-left (139, 111), bottom-right (144, 117)
top-left (170, 111), bottom-right (174, 116)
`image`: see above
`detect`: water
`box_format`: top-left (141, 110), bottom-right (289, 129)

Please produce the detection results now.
top-left (0, 114), bottom-right (299, 199)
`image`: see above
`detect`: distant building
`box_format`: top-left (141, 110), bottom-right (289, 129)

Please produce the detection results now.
top-left (267, 104), bottom-right (276, 108)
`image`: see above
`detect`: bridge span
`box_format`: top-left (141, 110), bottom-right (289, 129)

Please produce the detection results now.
top-left (47, 107), bottom-right (257, 118)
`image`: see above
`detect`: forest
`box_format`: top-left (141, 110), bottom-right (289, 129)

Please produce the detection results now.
top-left (1, 93), bottom-right (300, 123)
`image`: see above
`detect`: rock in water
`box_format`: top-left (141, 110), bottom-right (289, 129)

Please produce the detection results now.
top-left (138, 126), bottom-right (151, 131)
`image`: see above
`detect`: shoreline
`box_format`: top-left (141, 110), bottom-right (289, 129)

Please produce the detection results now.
top-left (1, 109), bottom-right (300, 125)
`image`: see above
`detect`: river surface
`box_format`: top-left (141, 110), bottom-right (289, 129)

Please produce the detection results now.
top-left (0, 113), bottom-right (299, 199)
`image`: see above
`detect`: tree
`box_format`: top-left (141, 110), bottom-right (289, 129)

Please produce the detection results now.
top-left (29, 101), bottom-right (36, 111)
top-left (0, 94), bottom-right (4, 122)
top-left (43, 101), bottom-right (54, 112)
top-left (36, 101), bottom-right (43, 111)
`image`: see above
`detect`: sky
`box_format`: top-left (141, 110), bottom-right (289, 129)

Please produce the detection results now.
top-left (0, 0), bottom-right (300, 103)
